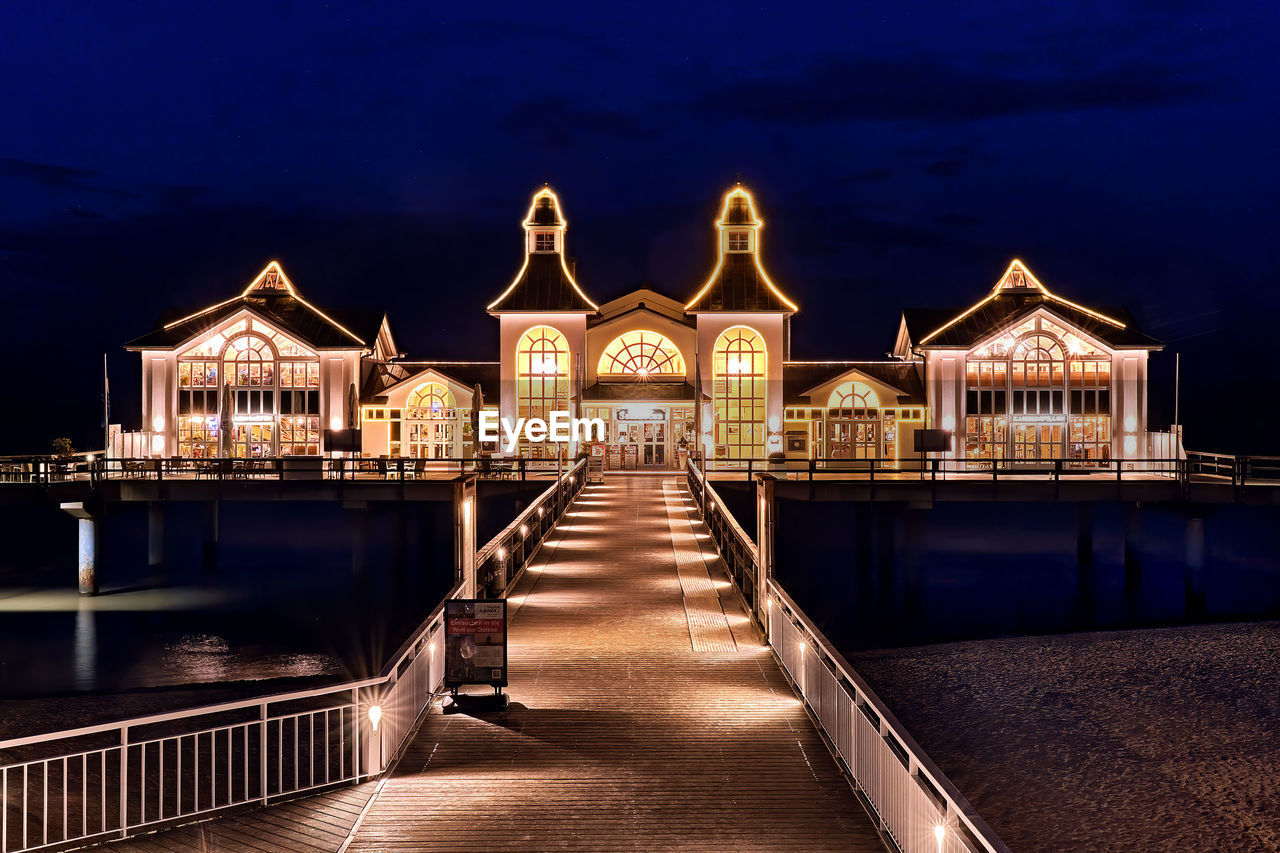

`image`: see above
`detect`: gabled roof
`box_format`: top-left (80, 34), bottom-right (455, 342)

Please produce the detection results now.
top-left (487, 187), bottom-right (599, 313)
top-left (904, 260), bottom-right (1163, 350)
top-left (685, 186), bottom-right (798, 314)
top-left (125, 261), bottom-right (376, 350)
top-left (362, 361), bottom-right (500, 404)
top-left (782, 361), bottom-right (926, 406)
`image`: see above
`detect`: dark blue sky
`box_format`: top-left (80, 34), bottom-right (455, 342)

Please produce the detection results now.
top-left (2, 1), bottom-right (1276, 452)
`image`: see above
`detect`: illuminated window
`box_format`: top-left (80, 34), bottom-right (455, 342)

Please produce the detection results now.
top-left (404, 382), bottom-right (456, 459)
top-left (597, 330), bottom-right (685, 377)
top-left (712, 326), bottom-right (766, 460)
top-left (728, 231), bottom-right (749, 251)
top-left (534, 232), bottom-right (556, 252)
top-left (517, 326), bottom-right (570, 457)
top-left (826, 381), bottom-right (880, 459)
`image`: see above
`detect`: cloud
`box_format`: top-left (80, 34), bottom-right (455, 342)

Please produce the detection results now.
top-left (0, 158), bottom-right (135, 197)
top-left (500, 97), bottom-right (656, 147)
top-left (691, 53), bottom-right (1222, 125)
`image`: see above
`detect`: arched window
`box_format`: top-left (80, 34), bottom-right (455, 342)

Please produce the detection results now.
top-left (516, 326), bottom-right (570, 456)
top-left (1011, 334), bottom-right (1065, 388)
top-left (827, 381), bottom-right (879, 412)
top-left (405, 382), bottom-right (456, 458)
top-left (712, 326), bottom-right (766, 461)
top-left (222, 334), bottom-right (276, 457)
top-left (597, 330), bottom-right (685, 377)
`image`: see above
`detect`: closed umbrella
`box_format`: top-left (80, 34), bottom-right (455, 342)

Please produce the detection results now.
top-left (347, 382), bottom-right (357, 432)
top-left (218, 381), bottom-right (233, 458)
top-left (471, 382), bottom-right (484, 452)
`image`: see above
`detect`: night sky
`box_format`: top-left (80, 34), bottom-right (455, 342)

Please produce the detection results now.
top-left (2, 2), bottom-right (1276, 453)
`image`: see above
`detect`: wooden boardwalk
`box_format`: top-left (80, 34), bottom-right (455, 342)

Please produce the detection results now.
top-left (94, 475), bottom-right (883, 852)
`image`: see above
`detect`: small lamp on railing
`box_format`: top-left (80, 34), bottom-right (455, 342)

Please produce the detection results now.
top-left (368, 704), bottom-right (382, 732)
top-left (934, 822), bottom-right (947, 852)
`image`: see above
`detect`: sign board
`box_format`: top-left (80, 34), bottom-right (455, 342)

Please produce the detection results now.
top-left (913, 429), bottom-right (951, 453)
top-left (615, 407), bottom-right (666, 422)
top-left (444, 599), bottom-right (507, 688)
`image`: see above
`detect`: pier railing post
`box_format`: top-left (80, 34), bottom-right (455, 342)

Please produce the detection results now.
top-left (755, 473), bottom-right (776, 640)
top-left (454, 473), bottom-right (478, 598)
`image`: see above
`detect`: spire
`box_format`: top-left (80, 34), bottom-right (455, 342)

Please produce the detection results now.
top-left (685, 185), bottom-right (798, 313)
top-left (487, 187), bottom-right (598, 313)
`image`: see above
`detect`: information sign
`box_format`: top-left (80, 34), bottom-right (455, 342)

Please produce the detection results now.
top-left (444, 599), bottom-right (508, 688)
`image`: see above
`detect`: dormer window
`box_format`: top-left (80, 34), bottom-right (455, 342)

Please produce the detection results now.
top-left (534, 231), bottom-right (556, 252)
top-left (728, 231), bottom-right (749, 252)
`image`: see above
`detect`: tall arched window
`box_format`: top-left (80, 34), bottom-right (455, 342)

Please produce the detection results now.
top-left (405, 382), bottom-right (456, 458)
top-left (826, 381), bottom-right (880, 459)
top-left (597, 330), bottom-right (685, 377)
top-left (712, 326), bottom-right (766, 460)
top-left (222, 333), bottom-right (276, 457)
top-left (516, 326), bottom-right (570, 457)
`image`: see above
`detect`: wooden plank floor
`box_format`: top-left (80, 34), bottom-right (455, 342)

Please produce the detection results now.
top-left (347, 475), bottom-right (883, 852)
top-left (90, 475), bottom-right (883, 852)
top-left (91, 782), bottom-right (375, 852)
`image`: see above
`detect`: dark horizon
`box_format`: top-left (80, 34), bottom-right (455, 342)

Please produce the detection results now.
top-left (2, 2), bottom-right (1275, 454)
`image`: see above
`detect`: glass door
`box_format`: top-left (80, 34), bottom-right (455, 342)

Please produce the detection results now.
top-left (232, 423), bottom-right (274, 457)
top-left (1013, 423), bottom-right (1064, 460)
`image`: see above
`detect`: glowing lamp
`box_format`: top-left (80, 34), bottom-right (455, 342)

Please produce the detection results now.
top-left (152, 416), bottom-right (165, 432)
top-left (1124, 415), bottom-right (1137, 433)
top-left (368, 705), bottom-right (382, 732)
top-left (934, 824), bottom-right (947, 847)
top-left (1123, 435), bottom-right (1138, 456)
top-left (520, 524), bottom-right (528, 536)
top-left (538, 507), bottom-right (544, 517)
top-left (498, 546), bottom-right (506, 560)
top-left (331, 417), bottom-right (343, 431)
top-left (767, 415), bottom-right (781, 432)
top-left (941, 415), bottom-right (955, 431)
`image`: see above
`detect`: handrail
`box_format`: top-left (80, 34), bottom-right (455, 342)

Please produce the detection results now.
top-left (685, 456), bottom-right (1008, 853)
top-left (0, 463), bottom-right (597, 853)
top-left (767, 582), bottom-right (1010, 853)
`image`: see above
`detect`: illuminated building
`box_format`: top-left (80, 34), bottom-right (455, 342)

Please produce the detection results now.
top-left (123, 187), bottom-right (1162, 468)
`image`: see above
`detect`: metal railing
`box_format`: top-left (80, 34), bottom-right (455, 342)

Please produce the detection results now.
top-left (685, 461), bottom-right (758, 612)
top-left (0, 463), bottom-right (588, 852)
top-left (699, 453), bottom-right (1280, 490)
top-left (0, 455), bottom-right (572, 486)
top-left (477, 458), bottom-right (588, 597)
top-left (684, 458), bottom-right (1008, 853)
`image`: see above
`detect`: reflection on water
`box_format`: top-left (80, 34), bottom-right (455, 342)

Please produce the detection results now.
top-left (73, 605), bottom-right (95, 692)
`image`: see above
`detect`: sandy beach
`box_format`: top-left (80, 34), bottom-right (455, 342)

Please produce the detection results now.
top-left (850, 621), bottom-right (1280, 852)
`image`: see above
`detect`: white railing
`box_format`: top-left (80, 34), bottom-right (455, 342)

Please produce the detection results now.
top-left (684, 458), bottom-right (1009, 853)
top-left (767, 585), bottom-right (1009, 853)
top-left (0, 463), bottom-right (587, 852)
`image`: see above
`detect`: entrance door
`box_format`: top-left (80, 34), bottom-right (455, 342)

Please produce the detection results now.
top-left (641, 422), bottom-right (666, 466)
top-left (828, 419), bottom-right (877, 459)
top-left (1012, 423), bottom-right (1064, 460)
top-left (232, 423), bottom-right (274, 457)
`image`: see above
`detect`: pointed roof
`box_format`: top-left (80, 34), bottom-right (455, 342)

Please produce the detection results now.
top-left (486, 187), bottom-right (598, 313)
top-left (685, 186), bottom-right (798, 313)
top-left (905, 259), bottom-right (1162, 350)
top-left (125, 261), bottom-right (374, 350)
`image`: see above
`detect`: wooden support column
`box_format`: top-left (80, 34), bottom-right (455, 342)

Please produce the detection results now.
top-left (147, 502), bottom-right (165, 572)
top-left (345, 500), bottom-right (369, 578)
top-left (755, 473), bottom-right (775, 639)
top-left (202, 501), bottom-right (220, 574)
top-left (1075, 503), bottom-right (1097, 627)
top-left (455, 474), bottom-right (478, 598)
top-left (61, 501), bottom-right (100, 595)
top-left (1185, 516), bottom-right (1206, 619)
top-left (1124, 502), bottom-right (1143, 621)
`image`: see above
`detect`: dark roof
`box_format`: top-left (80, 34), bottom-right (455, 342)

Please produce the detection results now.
top-left (686, 253), bottom-right (797, 313)
top-left (362, 361), bottom-right (500, 403)
top-left (902, 292), bottom-right (1162, 349)
top-left (782, 361), bottom-right (925, 406)
top-left (528, 194), bottom-right (563, 226)
top-left (722, 193), bottom-right (755, 225)
top-left (581, 382), bottom-right (697, 401)
top-left (126, 293), bottom-right (378, 350)
top-left (487, 253), bottom-right (597, 313)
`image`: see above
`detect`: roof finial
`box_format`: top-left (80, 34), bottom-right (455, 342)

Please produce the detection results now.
top-left (735, 171), bottom-right (743, 186)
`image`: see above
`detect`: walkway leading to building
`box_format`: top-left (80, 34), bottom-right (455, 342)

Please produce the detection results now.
top-left (95, 475), bottom-right (882, 852)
